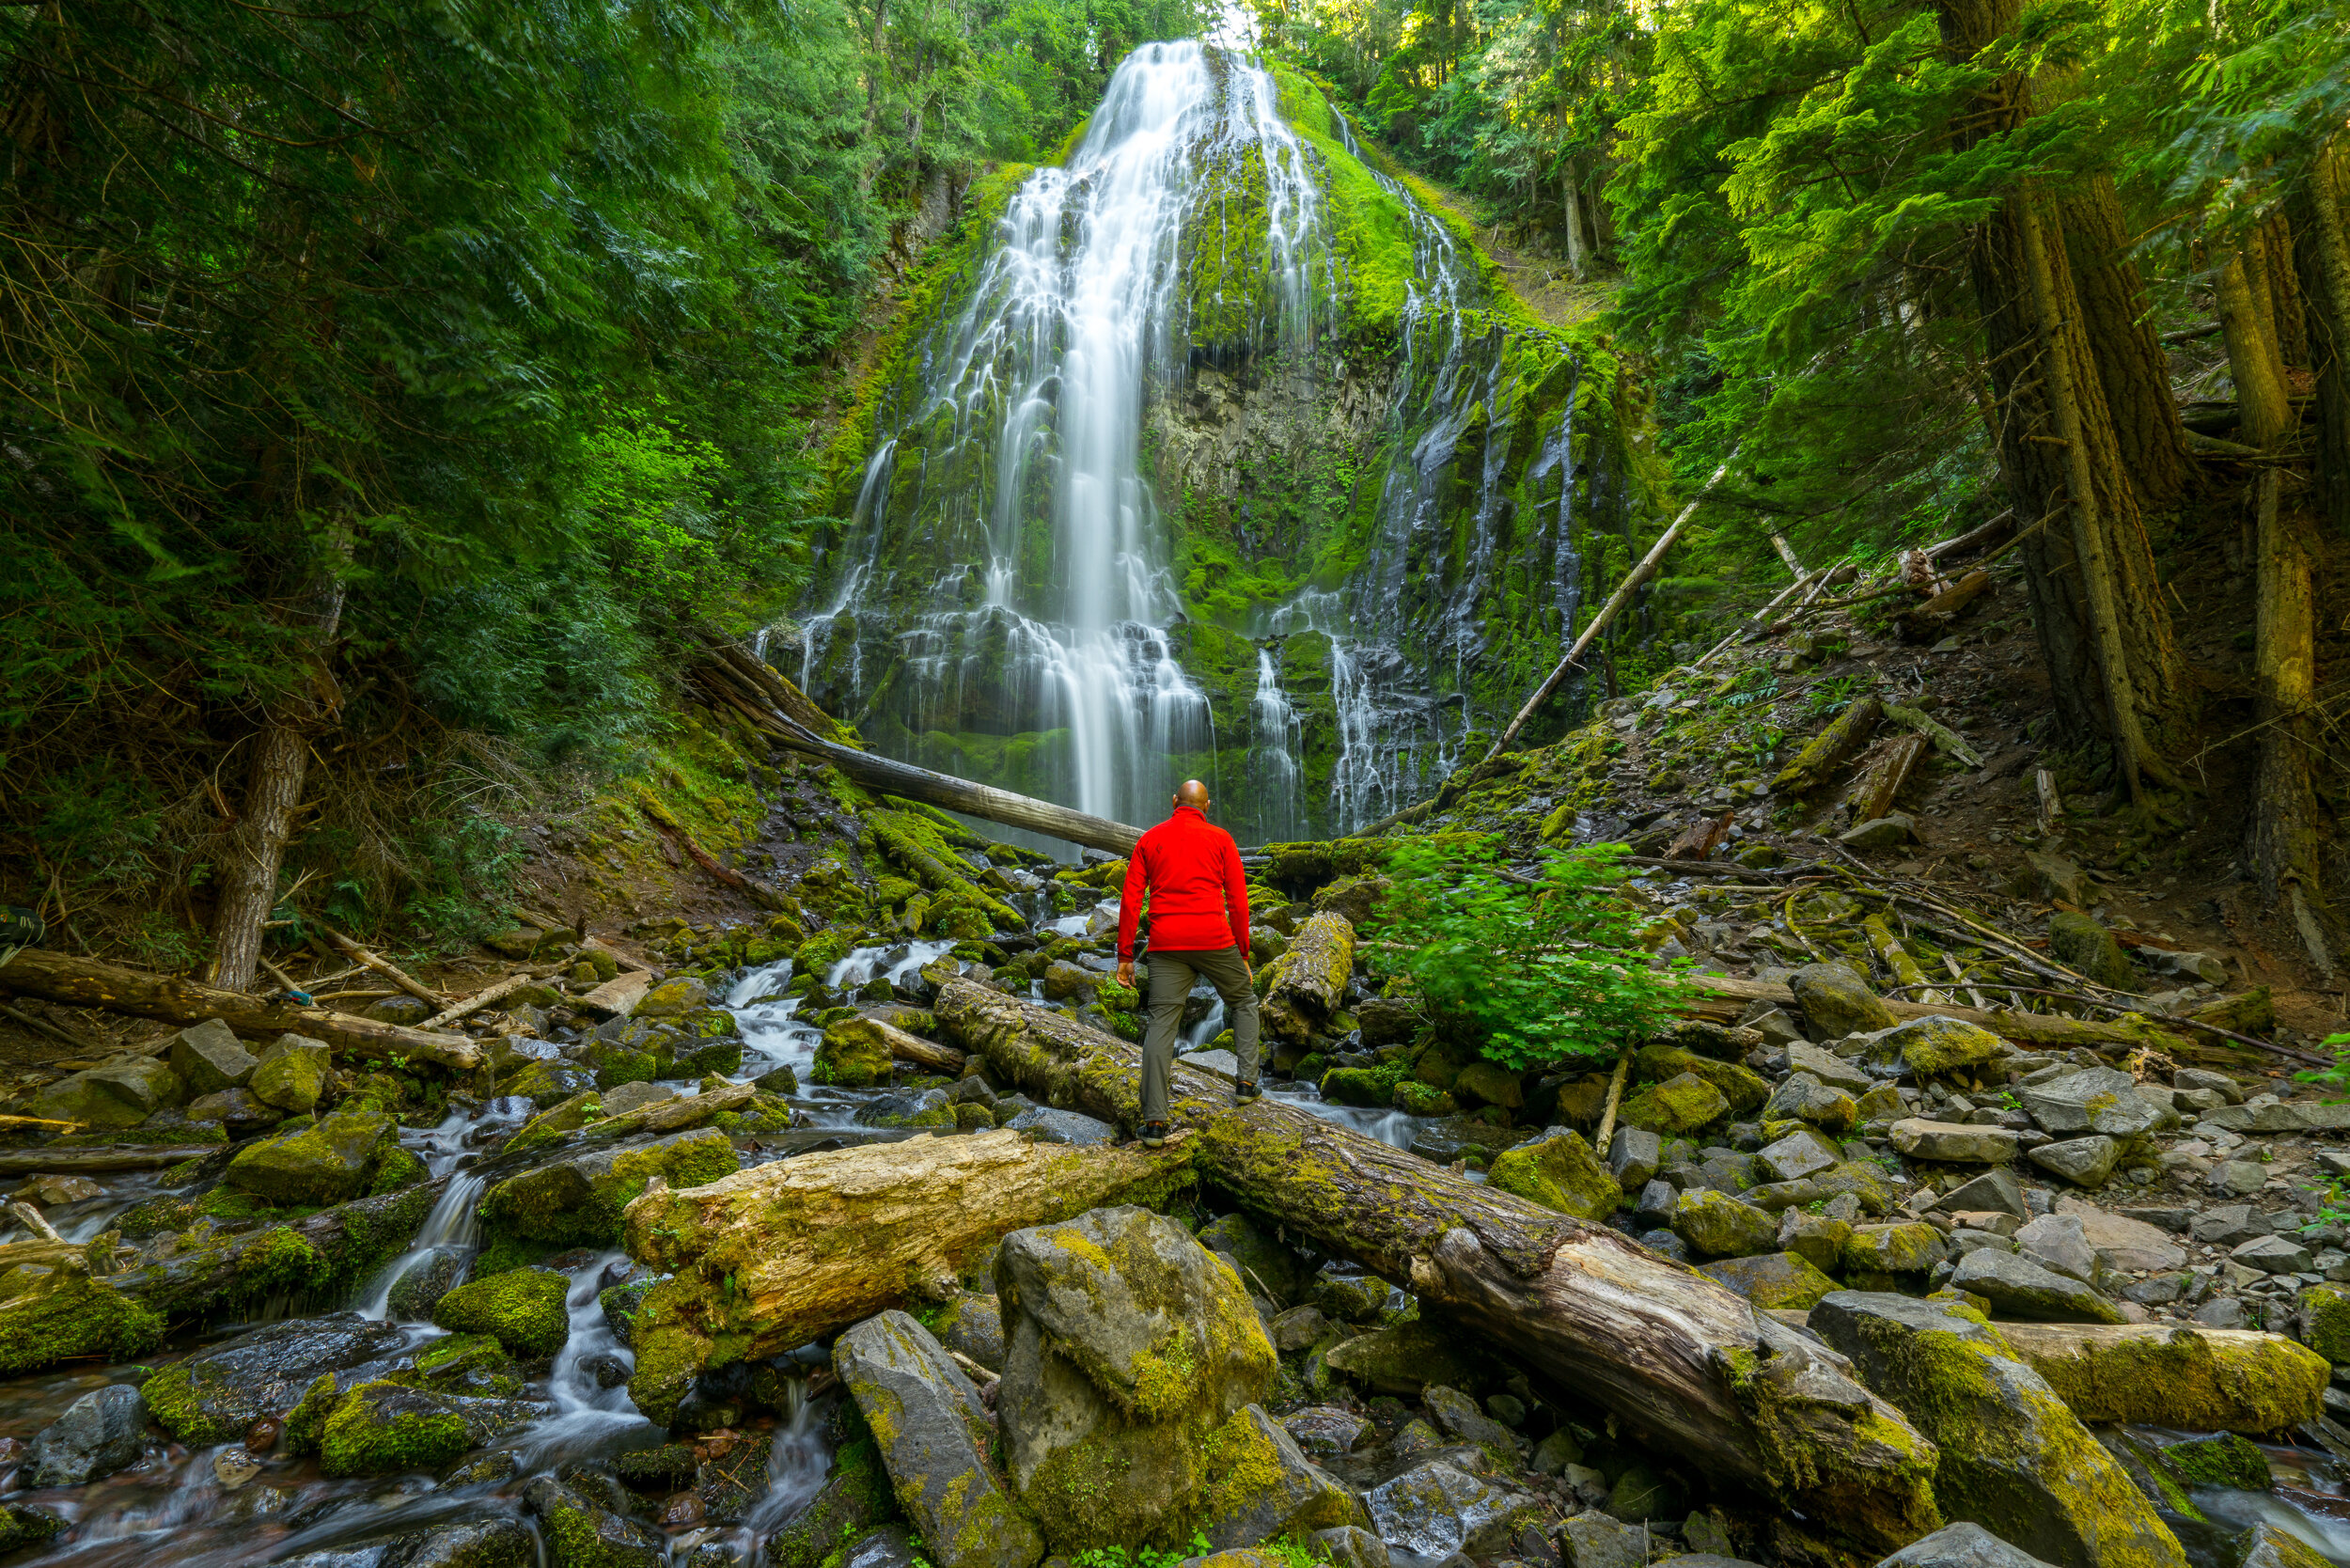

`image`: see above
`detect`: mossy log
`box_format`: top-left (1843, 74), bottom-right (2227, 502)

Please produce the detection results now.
top-left (1682, 974), bottom-right (2201, 1057)
top-left (1772, 696), bottom-right (1884, 795)
top-left (0, 949), bottom-right (481, 1070)
top-left (0, 1146), bottom-right (225, 1174)
top-left (111, 1179), bottom-right (446, 1320)
top-left (1259, 913), bottom-right (1354, 1043)
top-left (1994, 1323), bottom-right (2327, 1433)
top-left (932, 980), bottom-right (1941, 1557)
top-left (869, 818), bottom-right (1025, 933)
top-left (617, 1129), bottom-right (1194, 1424)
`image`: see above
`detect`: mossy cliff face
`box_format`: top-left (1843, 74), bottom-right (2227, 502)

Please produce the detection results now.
top-left (794, 41), bottom-right (1643, 843)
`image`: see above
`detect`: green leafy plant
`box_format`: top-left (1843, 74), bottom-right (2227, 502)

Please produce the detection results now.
top-left (1372, 838), bottom-right (1689, 1069)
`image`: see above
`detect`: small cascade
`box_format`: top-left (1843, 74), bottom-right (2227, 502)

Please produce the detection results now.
top-left (352, 1099), bottom-right (532, 1321)
top-left (1246, 646), bottom-right (1303, 842)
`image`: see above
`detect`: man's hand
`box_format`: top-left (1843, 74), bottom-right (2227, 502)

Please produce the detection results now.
top-left (1117, 960), bottom-right (1135, 989)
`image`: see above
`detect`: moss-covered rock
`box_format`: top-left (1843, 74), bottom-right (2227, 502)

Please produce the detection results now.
top-left (1670, 1189), bottom-right (1778, 1260)
top-left (1997, 1322), bottom-right (2327, 1433)
top-left (1700, 1250), bottom-right (1839, 1310)
top-left (2048, 914), bottom-right (2139, 993)
top-left (2300, 1283), bottom-right (2350, 1365)
top-left (1320, 1321), bottom-right (1488, 1397)
top-left (1634, 1045), bottom-right (1769, 1115)
top-left (319, 1379), bottom-right (472, 1475)
top-left (250, 1034), bottom-right (329, 1114)
top-left (1789, 964), bottom-right (1897, 1038)
top-left (28, 1058), bottom-right (186, 1130)
top-left (1842, 1223), bottom-right (1948, 1277)
top-left (494, 1058), bottom-right (601, 1107)
top-left (817, 1017), bottom-right (898, 1087)
top-left (478, 1127), bottom-right (737, 1251)
top-left (431, 1266), bottom-right (570, 1357)
top-left (224, 1103), bottom-right (400, 1206)
top-left (1879, 1016), bottom-right (2008, 1077)
top-left (499, 1090), bottom-right (605, 1156)
top-left (1486, 1130), bottom-right (1620, 1221)
top-left (1620, 1072), bottom-right (1730, 1137)
top-left (1810, 1292), bottom-right (2188, 1568)
top-left (635, 976), bottom-right (713, 1018)
top-left (0, 1250), bottom-right (164, 1377)
top-left (766, 1439), bottom-right (901, 1568)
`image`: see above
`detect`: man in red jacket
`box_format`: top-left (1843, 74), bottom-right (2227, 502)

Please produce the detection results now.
top-left (1115, 778), bottom-right (1260, 1146)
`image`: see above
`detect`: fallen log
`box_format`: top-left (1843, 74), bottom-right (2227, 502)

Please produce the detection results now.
top-left (422, 972), bottom-right (537, 1029)
top-left (0, 949), bottom-right (481, 1071)
top-left (0, 1146), bottom-right (224, 1174)
top-left (1892, 569), bottom-right (1991, 644)
top-left (1771, 697), bottom-right (1883, 796)
top-left (1681, 973), bottom-right (2203, 1057)
top-left (932, 980), bottom-right (1941, 1557)
top-left (618, 1129), bottom-right (1194, 1423)
top-left (315, 925), bottom-right (445, 1007)
top-left (694, 647), bottom-right (1143, 855)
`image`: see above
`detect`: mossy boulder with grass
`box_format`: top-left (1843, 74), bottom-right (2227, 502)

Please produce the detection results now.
top-left (1486, 1130), bottom-right (1619, 1221)
top-left (431, 1267), bottom-right (571, 1357)
top-left (250, 1035), bottom-right (329, 1115)
top-left (1620, 1072), bottom-right (1730, 1137)
top-left (478, 1126), bottom-right (737, 1252)
top-left (224, 1103), bottom-right (402, 1206)
top-left (1634, 1045), bottom-right (1769, 1115)
top-left (816, 1018), bottom-right (898, 1088)
top-left (0, 1251), bottom-right (164, 1378)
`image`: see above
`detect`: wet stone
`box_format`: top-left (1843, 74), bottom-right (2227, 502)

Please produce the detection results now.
top-left (1283, 1405), bottom-right (1371, 1457)
top-left (26, 1384), bottom-right (149, 1487)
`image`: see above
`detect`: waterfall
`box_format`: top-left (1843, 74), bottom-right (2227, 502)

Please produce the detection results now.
top-left (1248, 646), bottom-right (1302, 842)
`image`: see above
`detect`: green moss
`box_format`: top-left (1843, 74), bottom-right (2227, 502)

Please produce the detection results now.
top-left (2010, 1324), bottom-right (2328, 1433)
top-left (2160, 1434), bottom-right (2272, 1491)
top-left (319, 1380), bottom-right (471, 1476)
top-left (368, 1144), bottom-right (429, 1195)
top-left (1486, 1130), bottom-right (1619, 1220)
top-left (2302, 1284), bottom-right (2350, 1365)
top-left (282, 1372), bottom-right (340, 1457)
top-left (626, 1316), bottom-right (717, 1428)
top-left (431, 1266), bottom-right (570, 1356)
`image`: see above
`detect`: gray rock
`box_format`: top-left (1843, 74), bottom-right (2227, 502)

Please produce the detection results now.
top-left (1790, 963), bottom-right (1897, 1037)
top-left (1948, 1248), bottom-right (2124, 1324)
top-left (2048, 913), bottom-right (2138, 992)
top-left (2013, 1215), bottom-right (2098, 1284)
top-left (1939, 1168), bottom-right (2029, 1219)
top-left (2192, 1297), bottom-right (2249, 1329)
top-left (1785, 1043), bottom-right (1873, 1093)
top-left (1763, 1074), bottom-right (1857, 1132)
top-left (1003, 1106), bottom-right (1119, 1147)
top-left (1638, 1229), bottom-right (1691, 1262)
top-left (2191, 1206), bottom-right (2269, 1247)
top-left (386, 1249), bottom-right (466, 1321)
top-left (1317, 1526), bottom-right (1391, 1568)
top-left (2026, 1137), bottom-right (2119, 1188)
top-left (2232, 1235), bottom-right (2314, 1275)
top-left (1756, 1128), bottom-right (1840, 1184)
top-left (2173, 1069), bottom-right (2243, 1105)
top-left (2142, 950), bottom-right (2227, 986)
top-left (1872, 1522), bottom-right (2060, 1568)
top-left (1890, 1118), bottom-right (2019, 1165)
top-left (1284, 1406), bottom-right (1371, 1457)
top-left (1670, 1188), bottom-right (1779, 1260)
top-left (834, 1310), bottom-right (1042, 1568)
top-left (1607, 1127), bottom-right (1661, 1191)
top-left (1810, 1293), bottom-right (2177, 1568)
top-left (2212, 1160), bottom-right (2270, 1197)
top-left (1421, 1385), bottom-right (1516, 1450)
top-left (933, 1292), bottom-right (1006, 1373)
top-left (2020, 1068), bottom-right (2167, 1138)
top-left (26, 1385), bottom-right (149, 1486)
top-left (168, 1018), bottom-right (258, 1094)
top-left (1196, 1403), bottom-right (1358, 1550)
top-left (1558, 1513), bottom-right (1641, 1568)
top-left (388, 1517), bottom-right (539, 1568)
top-left (140, 1312), bottom-right (409, 1445)
top-left (1634, 1180), bottom-right (1678, 1226)
top-left (1363, 1461), bottom-right (1537, 1560)
top-left (1530, 1429), bottom-right (1580, 1475)
top-left (1270, 1305), bottom-right (1328, 1353)
top-left (600, 1081), bottom-right (678, 1118)
top-left (1841, 815), bottom-right (1917, 851)
top-left (2065, 1208), bottom-right (2186, 1273)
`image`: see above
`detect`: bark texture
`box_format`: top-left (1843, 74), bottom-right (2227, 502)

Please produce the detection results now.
top-left (0, 948), bottom-right (480, 1069)
top-left (932, 980), bottom-right (1942, 1557)
top-left (2297, 146), bottom-right (2350, 536)
top-left (2060, 180), bottom-right (2195, 511)
top-left (618, 1129), bottom-right (1192, 1424)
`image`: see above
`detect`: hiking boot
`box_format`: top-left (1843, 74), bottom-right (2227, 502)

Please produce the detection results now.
top-left (1140, 1121), bottom-right (1170, 1148)
top-left (1233, 1080), bottom-right (1261, 1104)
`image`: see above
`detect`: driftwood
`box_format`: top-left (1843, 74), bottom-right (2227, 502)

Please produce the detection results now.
top-left (0, 949), bottom-right (481, 1070)
top-left (576, 970), bottom-right (654, 1019)
top-left (423, 972), bottom-right (538, 1029)
top-left (694, 646), bottom-right (1143, 855)
top-left (617, 1129), bottom-right (1194, 1423)
top-left (932, 980), bottom-right (1940, 1556)
top-left (316, 926), bottom-right (445, 1007)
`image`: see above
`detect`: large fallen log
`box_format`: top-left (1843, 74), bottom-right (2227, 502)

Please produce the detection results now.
top-left (0, 1146), bottom-right (223, 1175)
top-left (1683, 973), bottom-right (2203, 1058)
top-left (0, 949), bottom-right (481, 1071)
top-left (932, 980), bottom-right (1941, 1558)
top-left (693, 645), bottom-right (1143, 855)
top-left (618, 1128), bottom-right (1195, 1424)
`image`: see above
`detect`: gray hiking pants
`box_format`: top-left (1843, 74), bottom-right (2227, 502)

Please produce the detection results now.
top-left (1140, 946), bottom-right (1261, 1125)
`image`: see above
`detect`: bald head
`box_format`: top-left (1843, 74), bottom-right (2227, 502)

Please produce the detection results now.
top-left (1175, 779), bottom-right (1211, 811)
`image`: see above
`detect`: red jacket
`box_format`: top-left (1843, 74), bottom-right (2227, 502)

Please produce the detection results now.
top-left (1116, 806), bottom-right (1250, 959)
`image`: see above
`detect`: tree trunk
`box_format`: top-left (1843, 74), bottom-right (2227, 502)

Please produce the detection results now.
top-left (930, 982), bottom-right (1942, 1558)
top-left (618, 1129), bottom-right (1192, 1424)
top-left (209, 555), bottom-right (350, 994)
top-left (1940, 0), bottom-right (2190, 766)
top-left (0, 947), bottom-right (481, 1069)
top-left (1560, 160), bottom-right (1589, 279)
top-left (2221, 238), bottom-right (2329, 962)
top-left (2060, 179), bottom-right (2195, 511)
top-left (2296, 140), bottom-right (2350, 537)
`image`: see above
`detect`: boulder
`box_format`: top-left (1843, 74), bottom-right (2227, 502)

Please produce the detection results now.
top-left (2048, 915), bottom-right (2138, 993)
top-left (2230, 1235), bottom-right (2311, 1275)
top-left (1755, 1127), bottom-right (1841, 1184)
top-left (636, 977), bottom-right (713, 1018)
top-left (1485, 1130), bottom-right (1620, 1221)
top-left (1700, 1251), bottom-right (1839, 1310)
top-left (1197, 1213), bottom-right (1315, 1305)
top-left (1809, 1292), bottom-right (2186, 1568)
top-left (26, 1384), bottom-right (149, 1486)
top-left (185, 1087), bottom-right (286, 1134)
top-left (1762, 1074), bottom-right (1858, 1134)
top-left (933, 1292), bottom-right (1006, 1372)
top-left (1452, 1061), bottom-right (1524, 1110)
top-left (1940, 1168), bottom-right (2030, 1220)
top-left (1844, 1223), bottom-right (1948, 1277)
top-left (1284, 1406), bottom-right (1372, 1457)
top-left (0, 1507), bottom-right (63, 1558)
top-left (994, 1205), bottom-right (1277, 1549)
top-left (2029, 1138), bottom-right (2121, 1189)
top-left (2062, 1208), bottom-right (2185, 1274)
top-left (1891, 1119), bottom-right (2019, 1165)
top-left (1195, 1403), bottom-right (1362, 1549)
top-left (2026, 853), bottom-right (2090, 908)
top-left (1317, 1525), bottom-right (1391, 1568)
top-left (1559, 1513), bottom-right (1644, 1568)
top-left (1362, 1460), bottom-right (1540, 1560)
top-left (316, 1379), bottom-right (543, 1475)
top-left (431, 1267), bottom-right (571, 1357)
top-left (29, 1058), bottom-right (184, 1130)
top-left (2013, 1216), bottom-right (2099, 1285)
top-left (478, 1127), bottom-right (738, 1249)
top-left (225, 1103), bottom-right (400, 1206)
top-left (1881, 1017), bottom-right (2008, 1076)
top-left (2302, 1283), bottom-right (2350, 1364)
top-left (251, 1034), bottom-right (330, 1114)
top-left (168, 1018), bottom-right (259, 1094)
top-left (1633, 1045), bottom-right (1770, 1114)
top-left (2020, 1069), bottom-right (2167, 1139)
top-left (371, 1518), bottom-right (537, 1568)
top-left (1949, 1249), bottom-right (2125, 1325)
top-left (387, 1249), bottom-right (467, 1321)
top-left (1620, 1072), bottom-right (1730, 1137)
top-left (1992, 1323), bottom-right (2326, 1432)
top-left (601, 1081), bottom-right (678, 1118)
top-left (1421, 1385), bottom-right (1516, 1450)
top-left (835, 1309), bottom-right (1042, 1568)
top-left (816, 1018), bottom-right (898, 1087)
top-left (1670, 1189), bottom-right (1778, 1260)
top-left (1607, 1127), bottom-right (1663, 1190)
top-left (1004, 1106), bottom-right (1119, 1147)
top-left (1786, 1043), bottom-right (1874, 1094)
top-left (1874, 1522), bottom-right (2061, 1568)
top-left (1779, 1212), bottom-right (1856, 1273)
top-left (140, 1313), bottom-right (409, 1444)
top-left (1790, 963), bottom-right (1897, 1037)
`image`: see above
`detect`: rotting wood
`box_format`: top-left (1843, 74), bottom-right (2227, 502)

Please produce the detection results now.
top-left (0, 1147), bottom-right (225, 1175)
top-left (0, 948), bottom-right (480, 1070)
top-left (1891, 570), bottom-right (1991, 643)
top-left (931, 980), bottom-right (1939, 1556)
top-left (1772, 697), bottom-right (1884, 795)
top-left (316, 925), bottom-right (446, 1007)
top-left (422, 973), bottom-right (538, 1030)
top-left (1852, 733), bottom-right (1930, 822)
